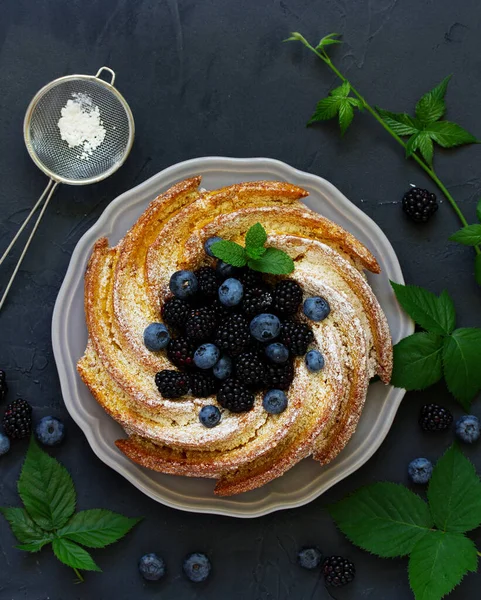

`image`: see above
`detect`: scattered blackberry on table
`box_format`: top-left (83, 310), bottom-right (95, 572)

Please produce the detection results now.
top-left (298, 547), bottom-right (323, 570)
top-left (138, 553), bottom-right (166, 581)
top-left (167, 337), bottom-right (195, 370)
top-left (242, 285), bottom-right (273, 317)
top-left (199, 405), bottom-right (222, 428)
top-left (190, 372), bottom-right (218, 398)
top-left (215, 313), bottom-right (250, 356)
top-left (408, 458), bottom-right (433, 484)
top-left (419, 403), bottom-right (453, 432)
top-left (402, 187), bottom-right (438, 223)
top-left (217, 379), bottom-right (255, 413)
top-left (264, 360), bottom-right (294, 390)
top-left (162, 297), bottom-right (190, 331)
top-left (323, 556), bottom-right (355, 587)
top-left (272, 280), bottom-right (303, 316)
top-left (36, 416), bottom-right (65, 446)
top-left (0, 432), bottom-right (10, 456)
top-left (0, 370), bottom-right (7, 402)
top-left (186, 307), bottom-right (217, 342)
top-left (183, 552), bottom-right (211, 583)
top-left (235, 351), bottom-right (265, 387)
top-left (280, 321), bottom-right (314, 356)
top-left (155, 370), bottom-right (190, 399)
top-left (195, 266), bottom-right (221, 299)
top-left (455, 415), bottom-right (480, 444)
top-left (2, 398), bottom-right (32, 439)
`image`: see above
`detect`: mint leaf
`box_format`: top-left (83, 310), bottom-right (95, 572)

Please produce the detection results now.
top-left (390, 282), bottom-right (456, 335)
top-left (245, 223), bottom-right (267, 252)
top-left (210, 240), bottom-right (247, 267)
top-left (339, 100), bottom-right (354, 135)
top-left (408, 531), bottom-right (477, 600)
top-left (449, 224), bottom-right (481, 246)
top-left (315, 32), bottom-right (342, 51)
top-left (416, 131), bottom-right (434, 166)
top-left (0, 507), bottom-right (53, 548)
top-left (475, 254), bottom-right (481, 286)
top-left (329, 482), bottom-right (433, 558)
top-left (57, 509), bottom-right (141, 549)
top-left (443, 328), bottom-right (481, 409)
top-left (428, 444), bottom-right (481, 534)
top-left (391, 332), bottom-right (444, 390)
top-left (477, 199), bottom-right (481, 223)
top-left (248, 247), bottom-right (294, 274)
top-left (18, 438), bottom-right (76, 531)
top-left (425, 121), bottom-right (477, 148)
top-left (308, 96), bottom-right (342, 123)
top-left (376, 108), bottom-right (419, 136)
top-left (330, 81), bottom-right (350, 97)
top-left (415, 75), bottom-right (451, 125)
top-left (52, 537), bottom-right (101, 572)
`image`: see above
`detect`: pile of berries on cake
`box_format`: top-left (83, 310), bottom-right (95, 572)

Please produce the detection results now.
top-left (143, 238), bottom-right (331, 429)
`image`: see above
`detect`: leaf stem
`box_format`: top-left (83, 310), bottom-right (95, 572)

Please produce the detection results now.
top-left (303, 41), bottom-right (481, 256)
top-left (73, 567), bottom-right (84, 583)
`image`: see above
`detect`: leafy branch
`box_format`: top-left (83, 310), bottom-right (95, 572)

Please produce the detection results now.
top-left (286, 32), bottom-right (481, 283)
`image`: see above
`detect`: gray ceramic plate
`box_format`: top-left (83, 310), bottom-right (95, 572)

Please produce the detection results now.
top-left (52, 157), bottom-right (413, 518)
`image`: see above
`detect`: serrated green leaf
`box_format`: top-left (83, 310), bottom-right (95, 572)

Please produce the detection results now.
top-left (329, 482), bottom-right (433, 558)
top-left (416, 132), bottom-right (434, 166)
top-left (475, 254), bottom-right (481, 286)
top-left (476, 199), bottom-right (481, 223)
top-left (415, 75), bottom-right (451, 125)
top-left (18, 438), bottom-right (76, 531)
top-left (339, 100), bottom-right (354, 135)
top-left (425, 121), bottom-right (477, 148)
top-left (248, 247), bottom-right (294, 274)
top-left (348, 96), bottom-right (363, 109)
top-left (406, 133), bottom-right (421, 157)
top-left (16, 541), bottom-right (50, 553)
top-left (307, 96), bottom-right (341, 124)
top-left (246, 246), bottom-right (266, 260)
top-left (245, 222), bottom-right (267, 251)
top-left (391, 332), bottom-right (444, 390)
top-left (0, 507), bottom-right (53, 548)
top-left (330, 81), bottom-right (350, 98)
top-left (376, 108), bottom-right (419, 136)
top-left (443, 328), bottom-right (481, 409)
top-left (390, 282), bottom-right (456, 335)
top-left (428, 444), bottom-right (481, 533)
top-left (449, 224), bottom-right (481, 246)
top-left (52, 537), bottom-right (101, 572)
top-left (57, 509), bottom-right (141, 549)
top-left (408, 531), bottom-right (477, 600)
top-left (210, 240), bottom-right (247, 267)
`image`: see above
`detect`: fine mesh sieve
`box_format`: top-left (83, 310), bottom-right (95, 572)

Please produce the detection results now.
top-left (0, 67), bottom-right (134, 310)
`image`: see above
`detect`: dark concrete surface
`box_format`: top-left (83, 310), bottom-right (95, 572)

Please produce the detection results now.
top-left (1, 0), bottom-right (480, 598)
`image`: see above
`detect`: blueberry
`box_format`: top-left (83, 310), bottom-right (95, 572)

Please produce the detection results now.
top-left (183, 552), bottom-right (211, 582)
top-left (0, 432), bottom-right (10, 456)
top-left (265, 343), bottom-right (289, 364)
top-left (216, 261), bottom-right (237, 279)
top-left (218, 278), bottom-right (243, 307)
top-left (250, 313), bottom-right (281, 342)
top-left (194, 344), bottom-right (220, 369)
top-left (408, 458), bottom-right (433, 484)
top-left (263, 389), bottom-right (288, 414)
top-left (204, 236), bottom-right (223, 257)
top-left (305, 350), bottom-right (325, 372)
top-left (297, 547), bottom-right (323, 570)
top-left (143, 323), bottom-right (170, 352)
top-left (213, 356), bottom-right (232, 380)
top-left (138, 553), bottom-right (166, 581)
top-left (303, 297), bottom-right (330, 322)
top-left (455, 415), bottom-right (480, 444)
top-left (169, 270), bottom-right (198, 299)
top-left (35, 417), bottom-right (65, 446)
top-left (199, 405), bottom-right (221, 428)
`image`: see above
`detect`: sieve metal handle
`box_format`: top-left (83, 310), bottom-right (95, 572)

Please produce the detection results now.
top-left (95, 66), bottom-right (116, 87)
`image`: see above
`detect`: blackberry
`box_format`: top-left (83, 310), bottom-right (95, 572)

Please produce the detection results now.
top-left (237, 268), bottom-right (264, 289)
top-left (280, 321), bottom-right (314, 356)
top-left (2, 398), bottom-right (32, 439)
top-left (0, 370), bottom-right (7, 402)
top-left (155, 370), bottom-right (190, 398)
top-left (272, 280), bottom-right (303, 316)
top-left (185, 307), bottom-right (217, 342)
top-left (323, 556), bottom-right (355, 587)
top-left (167, 337), bottom-right (195, 370)
top-left (419, 403), bottom-right (453, 432)
top-left (264, 360), bottom-right (294, 390)
top-left (195, 266), bottom-right (221, 299)
top-left (190, 372), bottom-right (218, 397)
top-left (242, 285), bottom-right (273, 317)
top-left (235, 352), bottom-right (265, 387)
top-left (162, 297), bottom-right (190, 330)
top-left (217, 379), bottom-right (255, 413)
top-left (402, 187), bottom-right (438, 223)
top-left (211, 298), bottom-right (234, 321)
top-left (215, 313), bottom-right (250, 356)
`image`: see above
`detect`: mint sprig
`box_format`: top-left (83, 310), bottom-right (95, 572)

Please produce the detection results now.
top-left (0, 438), bottom-right (141, 582)
top-left (210, 222), bottom-right (294, 275)
top-left (329, 444), bottom-right (481, 600)
top-left (390, 281), bottom-right (481, 409)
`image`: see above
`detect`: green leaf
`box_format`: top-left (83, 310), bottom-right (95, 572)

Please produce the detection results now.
top-left (408, 531), bottom-right (477, 600)
top-left (52, 537), bottom-right (101, 572)
top-left (391, 332), bottom-right (444, 390)
top-left (425, 121), bottom-right (477, 148)
top-left (348, 96), bottom-right (363, 109)
top-left (476, 199), bottom-right (481, 223)
top-left (248, 247), bottom-right (294, 274)
top-left (416, 131), bottom-right (434, 166)
top-left (284, 32), bottom-right (310, 48)
top-left (449, 224), bottom-right (481, 246)
top-left (210, 240), bottom-right (247, 267)
top-left (475, 254), bottom-right (481, 286)
top-left (17, 438), bottom-right (76, 531)
top-left (246, 246), bottom-right (266, 260)
top-left (316, 32), bottom-right (342, 51)
top-left (329, 482), bottom-right (433, 558)
top-left (308, 96), bottom-right (341, 124)
top-left (406, 133), bottom-right (422, 157)
top-left (245, 222), bottom-right (267, 251)
top-left (0, 507), bottom-right (53, 549)
top-left (428, 444), bottom-right (481, 533)
top-left (330, 81), bottom-right (350, 97)
top-left (415, 75), bottom-right (451, 125)
top-left (57, 509), bottom-right (141, 549)
top-left (339, 100), bottom-right (354, 135)
top-left (443, 328), bottom-right (481, 409)
top-left (376, 108), bottom-right (419, 136)
top-left (390, 282), bottom-right (456, 335)
top-left (16, 541), bottom-right (51, 553)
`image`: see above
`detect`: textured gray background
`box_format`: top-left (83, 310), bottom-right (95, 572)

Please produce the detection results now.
top-left (1, 0), bottom-right (480, 598)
